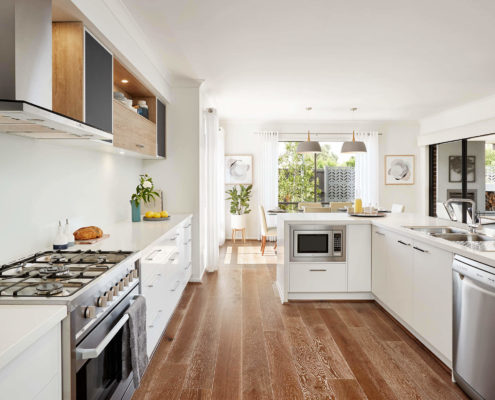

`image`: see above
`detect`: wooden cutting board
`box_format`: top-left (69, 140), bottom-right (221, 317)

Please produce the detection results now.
top-left (75, 233), bottom-right (110, 245)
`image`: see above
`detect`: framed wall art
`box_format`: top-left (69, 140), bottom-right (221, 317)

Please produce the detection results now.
top-left (385, 155), bottom-right (415, 185)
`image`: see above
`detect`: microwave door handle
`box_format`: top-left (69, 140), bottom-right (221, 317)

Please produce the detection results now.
top-left (76, 314), bottom-right (129, 360)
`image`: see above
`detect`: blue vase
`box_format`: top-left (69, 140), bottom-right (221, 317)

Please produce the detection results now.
top-left (131, 201), bottom-right (141, 222)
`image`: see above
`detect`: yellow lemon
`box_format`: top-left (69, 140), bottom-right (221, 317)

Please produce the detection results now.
top-left (145, 211), bottom-right (153, 218)
top-left (160, 211), bottom-right (169, 218)
top-left (153, 212), bottom-right (161, 218)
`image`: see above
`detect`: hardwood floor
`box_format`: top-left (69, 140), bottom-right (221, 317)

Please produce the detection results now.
top-left (133, 240), bottom-right (467, 400)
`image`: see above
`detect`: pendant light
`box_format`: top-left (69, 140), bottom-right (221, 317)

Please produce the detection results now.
top-left (297, 107), bottom-right (321, 153)
top-left (341, 107), bottom-right (367, 153)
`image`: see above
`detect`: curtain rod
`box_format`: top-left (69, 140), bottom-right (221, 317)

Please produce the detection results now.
top-left (279, 132), bottom-right (383, 135)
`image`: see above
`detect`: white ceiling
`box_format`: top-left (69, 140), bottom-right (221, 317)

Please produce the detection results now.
top-left (122, 0), bottom-right (495, 121)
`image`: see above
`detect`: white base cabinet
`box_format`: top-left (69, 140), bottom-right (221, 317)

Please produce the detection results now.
top-left (0, 324), bottom-right (61, 400)
top-left (372, 227), bottom-right (453, 361)
top-left (347, 225), bottom-right (371, 291)
top-left (412, 241), bottom-right (453, 360)
top-left (141, 216), bottom-right (193, 357)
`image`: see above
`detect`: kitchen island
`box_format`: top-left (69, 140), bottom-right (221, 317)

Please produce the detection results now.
top-left (277, 212), bottom-right (495, 366)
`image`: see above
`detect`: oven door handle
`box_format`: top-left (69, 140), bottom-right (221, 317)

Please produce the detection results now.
top-left (76, 314), bottom-right (129, 360)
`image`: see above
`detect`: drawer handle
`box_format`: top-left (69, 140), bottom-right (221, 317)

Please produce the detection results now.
top-left (170, 280), bottom-right (181, 292)
top-left (309, 269), bottom-right (327, 272)
top-left (145, 249), bottom-right (162, 261)
top-left (169, 235), bottom-right (179, 241)
top-left (168, 252), bottom-right (180, 262)
top-left (136, 144), bottom-right (145, 148)
top-left (398, 240), bottom-right (411, 246)
top-left (413, 246), bottom-right (429, 253)
top-left (375, 231), bottom-right (385, 236)
top-left (184, 224), bottom-right (191, 228)
top-left (147, 273), bottom-right (162, 288)
top-left (148, 309), bottom-right (163, 328)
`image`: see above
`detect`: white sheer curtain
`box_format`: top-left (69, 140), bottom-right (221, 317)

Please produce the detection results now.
top-left (257, 131), bottom-right (279, 240)
top-left (204, 109), bottom-right (225, 272)
top-left (354, 132), bottom-right (379, 207)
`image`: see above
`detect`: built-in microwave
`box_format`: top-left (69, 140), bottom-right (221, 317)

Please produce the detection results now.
top-left (291, 225), bottom-right (346, 262)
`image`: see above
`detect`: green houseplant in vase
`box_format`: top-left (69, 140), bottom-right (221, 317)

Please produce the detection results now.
top-left (130, 174), bottom-right (160, 222)
top-left (226, 184), bottom-right (253, 232)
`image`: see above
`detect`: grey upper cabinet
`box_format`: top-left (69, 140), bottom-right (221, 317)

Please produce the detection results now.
top-left (84, 32), bottom-right (113, 133)
top-left (156, 99), bottom-right (166, 158)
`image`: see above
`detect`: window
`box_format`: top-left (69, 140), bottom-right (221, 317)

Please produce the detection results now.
top-left (278, 141), bottom-right (355, 210)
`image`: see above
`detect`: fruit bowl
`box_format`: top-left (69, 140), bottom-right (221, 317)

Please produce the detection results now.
top-left (143, 216), bottom-right (170, 221)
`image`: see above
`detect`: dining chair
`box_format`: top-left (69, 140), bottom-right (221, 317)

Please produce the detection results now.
top-left (298, 202), bottom-right (322, 211)
top-left (329, 202), bottom-right (353, 212)
top-left (259, 205), bottom-right (277, 255)
top-left (304, 207), bottom-right (333, 213)
top-left (391, 204), bottom-right (405, 213)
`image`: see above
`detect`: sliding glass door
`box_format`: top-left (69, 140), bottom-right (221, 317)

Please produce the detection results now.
top-left (430, 136), bottom-right (495, 224)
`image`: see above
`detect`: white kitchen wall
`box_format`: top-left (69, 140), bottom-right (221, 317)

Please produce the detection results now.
top-left (0, 134), bottom-right (142, 264)
top-left (144, 84), bottom-right (204, 281)
top-left (221, 120), bottom-right (421, 239)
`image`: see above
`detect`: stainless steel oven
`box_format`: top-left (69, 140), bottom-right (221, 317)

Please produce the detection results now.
top-left (75, 286), bottom-right (139, 400)
top-left (291, 225), bottom-right (346, 262)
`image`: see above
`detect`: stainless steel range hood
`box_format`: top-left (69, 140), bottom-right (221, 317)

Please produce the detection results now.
top-left (0, 100), bottom-right (113, 141)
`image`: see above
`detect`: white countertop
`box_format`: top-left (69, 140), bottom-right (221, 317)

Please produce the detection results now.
top-left (0, 305), bottom-right (67, 370)
top-left (72, 214), bottom-right (192, 253)
top-left (278, 212), bottom-right (495, 267)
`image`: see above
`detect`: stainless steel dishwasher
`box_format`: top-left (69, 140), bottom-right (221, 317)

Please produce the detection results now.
top-left (453, 255), bottom-right (495, 400)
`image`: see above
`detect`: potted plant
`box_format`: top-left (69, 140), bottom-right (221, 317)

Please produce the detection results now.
top-left (130, 174), bottom-right (160, 222)
top-left (226, 184), bottom-right (253, 230)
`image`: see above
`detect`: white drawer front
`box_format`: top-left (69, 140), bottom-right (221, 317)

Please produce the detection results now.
top-left (289, 263), bottom-right (347, 292)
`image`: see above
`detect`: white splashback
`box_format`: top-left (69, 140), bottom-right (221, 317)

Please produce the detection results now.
top-left (0, 134), bottom-right (142, 264)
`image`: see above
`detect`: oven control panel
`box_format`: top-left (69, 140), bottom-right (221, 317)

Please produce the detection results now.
top-left (73, 261), bottom-right (140, 342)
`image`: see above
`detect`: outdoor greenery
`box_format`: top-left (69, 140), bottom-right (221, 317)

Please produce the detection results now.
top-left (316, 144), bottom-right (356, 168)
top-left (226, 184), bottom-right (253, 215)
top-left (131, 174), bottom-right (160, 207)
top-left (486, 146), bottom-right (495, 166)
top-left (278, 142), bottom-right (355, 208)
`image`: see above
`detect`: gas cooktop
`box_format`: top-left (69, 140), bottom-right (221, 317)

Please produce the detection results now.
top-left (0, 250), bottom-right (133, 297)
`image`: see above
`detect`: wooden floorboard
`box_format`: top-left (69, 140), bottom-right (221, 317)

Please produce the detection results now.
top-left (133, 241), bottom-right (468, 400)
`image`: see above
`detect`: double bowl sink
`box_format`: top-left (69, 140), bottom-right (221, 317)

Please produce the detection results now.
top-left (406, 226), bottom-right (495, 244)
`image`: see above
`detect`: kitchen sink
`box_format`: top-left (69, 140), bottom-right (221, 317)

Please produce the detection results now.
top-left (405, 226), bottom-right (468, 234)
top-left (430, 233), bottom-right (495, 242)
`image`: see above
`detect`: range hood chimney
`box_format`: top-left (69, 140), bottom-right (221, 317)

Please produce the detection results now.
top-left (0, 0), bottom-right (112, 141)
top-left (0, 0), bottom-right (52, 109)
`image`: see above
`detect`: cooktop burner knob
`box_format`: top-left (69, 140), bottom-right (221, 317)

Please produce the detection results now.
top-left (84, 306), bottom-right (96, 319)
top-left (118, 280), bottom-right (124, 291)
top-left (123, 275), bottom-right (130, 286)
top-left (131, 269), bottom-right (138, 279)
top-left (113, 284), bottom-right (120, 296)
top-left (128, 272), bottom-right (134, 282)
top-left (105, 290), bottom-right (113, 301)
top-left (97, 295), bottom-right (107, 308)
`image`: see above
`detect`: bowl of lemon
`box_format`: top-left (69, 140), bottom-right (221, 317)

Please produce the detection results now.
top-left (143, 210), bottom-right (170, 221)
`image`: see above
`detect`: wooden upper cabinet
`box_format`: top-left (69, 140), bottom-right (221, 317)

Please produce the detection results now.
top-left (52, 22), bottom-right (84, 121)
top-left (52, 22), bottom-right (113, 133)
top-left (112, 59), bottom-right (165, 158)
top-left (53, 22), bottom-right (166, 157)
